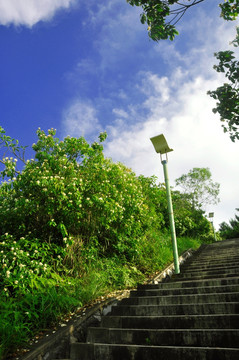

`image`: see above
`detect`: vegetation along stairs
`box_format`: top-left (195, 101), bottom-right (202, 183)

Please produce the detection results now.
top-left (70, 238), bottom-right (239, 360)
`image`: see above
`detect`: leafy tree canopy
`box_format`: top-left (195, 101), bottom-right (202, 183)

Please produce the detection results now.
top-left (219, 208), bottom-right (239, 238)
top-left (175, 167), bottom-right (220, 210)
top-left (208, 27), bottom-right (239, 142)
top-left (127, 0), bottom-right (239, 41)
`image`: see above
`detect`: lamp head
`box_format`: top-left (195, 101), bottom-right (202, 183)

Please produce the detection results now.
top-left (150, 134), bottom-right (173, 155)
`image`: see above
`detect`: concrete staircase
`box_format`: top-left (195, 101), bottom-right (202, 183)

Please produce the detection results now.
top-left (70, 239), bottom-right (239, 360)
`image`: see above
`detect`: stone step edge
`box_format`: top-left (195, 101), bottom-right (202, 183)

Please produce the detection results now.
top-left (176, 268), bottom-right (239, 275)
top-left (102, 313), bottom-right (239, 320)
top-left (158, 274), bottom-right (239, 282)
top-left (70, 342), bottom-right (239, 360)
top-left (142, 276), bottom-right (239, 289)
top-left (72, 343), bottom-right (239, 351)
top-left (127, 291), bottom-right (239, 298)
top-left (115, 301), bottom-right (239, 306)
top-left (171, 274), bottom-right (239, 281)
top-left (135, 284), bottom-right (239, 293)
top-left (181, 262), bottom-right (239, 268)
top-left (86, 327), bottom-right (239, 343)
top-left (87, 327), bottom-right (239, 332)
top-left (184, 257), bottom-right (239, 262)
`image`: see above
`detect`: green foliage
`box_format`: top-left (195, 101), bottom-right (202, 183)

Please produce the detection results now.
top-left (208, 27), bottom-right (239, 142)
top-left (0, 233), bottom-right (80, 359)
top-left (172, 191), bottom-right (212, 238)
top-left (126, 0), bottom-right (239, 41)
top-left (219, 208), bottom-right (239, 239)
top-left (0, 126), bottom-right (27, 177)
top-left (175, 167), bottom-right (220, 210)
top-left (0, 234), bottom-right (65, 295)
top-left (0, 128), bottom-right (153, 261)
top-left (138, 175), bottom-right (168, 228)
top-left (137, 174), bottom-right (212, 239)
top-left (0, 127), bottom-right (214, 359)
top-left (136, 231), bottom-right (205, 274)
top-left (220, 0), bottom-right (239, 20)
top-left (0, 282), bottom-right (80, 360)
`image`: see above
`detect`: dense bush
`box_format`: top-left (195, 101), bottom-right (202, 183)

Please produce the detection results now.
top-left (0, 128), bottom-right (163, 261)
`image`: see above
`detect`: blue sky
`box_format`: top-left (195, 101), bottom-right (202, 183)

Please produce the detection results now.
top-left (0, 0), bottom-right (238, 229)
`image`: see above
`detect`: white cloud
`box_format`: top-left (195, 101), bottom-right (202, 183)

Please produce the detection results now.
top-left (88, 1), bottom-right (144, 71)
top-left (0, 0), bottom-right (76, 27)
top-left (62, 100), bottom-right (102, 139)
top-left (112, 108), bottom-right (129, 119)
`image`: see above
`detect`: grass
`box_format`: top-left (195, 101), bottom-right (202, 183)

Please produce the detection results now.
top-left (0, 232), bottom-right (208, 359)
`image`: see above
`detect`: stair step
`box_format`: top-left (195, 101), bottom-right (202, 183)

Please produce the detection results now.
top-left (122, 292), bottom-right (239, 305)
top-left (71, 343), bottom-right (239, 360)
top-left (111, 302), bottom-right (239, 316)
top-left (138, 276), bottom-right (239, 290)
top-left (132, 284), bottom-right (239, 296)
top-left (181, 264), bottom-right (239, 272)
top-left (172, 272), bottom-right (239, 281)
top-left (101, 314), bottom-right (239, 329)
top-left (86, 328), bottom-right (239, 347)
top-left (176, 267), bottom-right (239, 278)
top-left (183, 255), bottom-right (239, 262)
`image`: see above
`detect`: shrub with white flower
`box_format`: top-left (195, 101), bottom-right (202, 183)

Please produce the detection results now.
top-left (0, 128), bottom-right (160, 261)
top-left (0, 233), bottom-right (65, 294)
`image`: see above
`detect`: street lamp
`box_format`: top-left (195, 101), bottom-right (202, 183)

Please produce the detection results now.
top-left (150, 134), bottom-right (180, 274)
top-left (209, 212), bottom-right (217, 242)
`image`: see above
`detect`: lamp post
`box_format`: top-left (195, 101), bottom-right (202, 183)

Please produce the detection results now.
top-left (150, 134), bottom-right (180, 274)
top-left (209, 212), bottom-right (217, 242)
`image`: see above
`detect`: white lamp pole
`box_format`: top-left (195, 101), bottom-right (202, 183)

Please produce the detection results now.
top-left (150, 134), bottom-right (180, 274)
